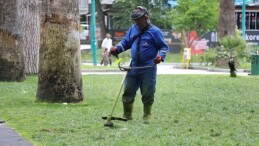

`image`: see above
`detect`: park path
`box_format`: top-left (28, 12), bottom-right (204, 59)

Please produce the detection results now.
top-left (81, 62), bottom-right (250, 76)
top-left (0, 120), bottom-right (32, 146)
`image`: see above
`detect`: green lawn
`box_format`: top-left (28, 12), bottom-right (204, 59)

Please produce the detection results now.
top-left (0, 75), bottom-right (258, 145)
top-left (81, 49), bottom-right (204, 63)
top-left (81, 49), bottom-right (251, 69)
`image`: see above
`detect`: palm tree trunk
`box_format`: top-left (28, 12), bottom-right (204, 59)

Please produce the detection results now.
top-left (218, 0), bottom-right (236, 38)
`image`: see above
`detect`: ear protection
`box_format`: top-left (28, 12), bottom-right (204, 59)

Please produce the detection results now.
top-left (130, 6), bottom-right (149, 20)
top-left (136, 6), bottom-right (149, 16)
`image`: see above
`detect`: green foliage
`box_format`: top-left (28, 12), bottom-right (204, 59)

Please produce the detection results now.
top-left (242, 44), bottom-right (259, 62)
top-left (81, 48), bottom-right (131, 65)
top-left (79, 25), bottom-right (84, 32)
top-left (218, 35), bottom-right (246, 59)
top-left (201, 48), bottom-right (217, 66)
top-left (81, 51), bottom-right (251, 69)
top-left (167, 0), bottom-right (218, 35)
top-left (112, 0), bottom-right (171, 29)
top-left (0, 75), bottom-right (259, 145)
top-left (235, 26), bottom-right (242, 36)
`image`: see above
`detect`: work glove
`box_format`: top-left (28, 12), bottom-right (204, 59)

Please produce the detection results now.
top-left (154, 56), bottom-right (162, 64)
top-left (110, 47), bottom-right (118, 59)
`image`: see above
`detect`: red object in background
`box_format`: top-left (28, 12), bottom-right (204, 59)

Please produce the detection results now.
top-left (114, 32), bottom-right (125, 37)
top-left (188, 31), bottom-right (204, 55)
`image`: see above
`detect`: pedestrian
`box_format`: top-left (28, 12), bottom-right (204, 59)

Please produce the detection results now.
top-left (100, 33), bottom-right (113, 66)
top-left (110, 6), bottom-right (169, 124)
top-left (102, 48), bottom-right (110, 66)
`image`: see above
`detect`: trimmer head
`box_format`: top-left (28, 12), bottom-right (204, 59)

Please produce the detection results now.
top-left (102, 116), bottom-right (127, 127)
top-left (104, 121), bottom-right (114, 127)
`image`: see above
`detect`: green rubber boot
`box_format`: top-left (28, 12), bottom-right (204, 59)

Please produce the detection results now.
top-left (143, 105), bottom-right (152, 124)
top-left (123, 103), bottom-right (133, 120)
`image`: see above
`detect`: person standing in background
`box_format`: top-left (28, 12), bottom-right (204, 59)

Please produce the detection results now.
top-left (100, 33), bottom-right (113, 66)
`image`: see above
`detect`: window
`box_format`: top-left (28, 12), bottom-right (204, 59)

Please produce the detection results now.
top-left (80, 0), bottom-right (88, 6)
top-left (235, 11), bottom-right (259, 30)
top-left (236, 12), bottom-right (242, 29)
top-left (250, 12), bottom-right (256, 29)
top-left (246, 12), bottom-right (249, 29)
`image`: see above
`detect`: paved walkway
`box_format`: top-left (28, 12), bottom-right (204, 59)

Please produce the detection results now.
top-left (81, 63), bottom-right (250, 76)
top-left (0, 120), bottom-right (32, 146)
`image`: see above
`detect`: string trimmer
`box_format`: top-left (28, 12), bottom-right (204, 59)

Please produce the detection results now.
top-left (102, 58), bottom-right (155, 127)
top-left (118, 61), bottom-right (155, 71)
top-left (102, 58), bottom-right (132, 127)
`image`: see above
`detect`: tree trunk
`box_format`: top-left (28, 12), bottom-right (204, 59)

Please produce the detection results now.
top-left (0, 0), bottom-right (26, 82)
top-left (217, 0), bottom-right (238, 71)
top-left (96, 0), bottom-right (107, 39)
top-left (217, 0), bottom-right (236, 38)
top-left (19, 0), bottom-right (40, 74)
top-left (37, 0), bottom-right (83, 103)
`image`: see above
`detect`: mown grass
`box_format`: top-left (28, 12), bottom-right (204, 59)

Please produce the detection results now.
top-left (0, 75), bottom-right (258, 145)
top-left (81, 49), bottom-right (202, 64)
top-left (81, 49), bottom-right (251, 69)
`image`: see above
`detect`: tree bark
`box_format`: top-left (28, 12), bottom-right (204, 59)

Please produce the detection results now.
top-left (19, 0), bottom-right (40, 74)
top-left (217, 0), bottom-right (236, 38)
top-left (0, 0), bottom-right (26, 81)
top-left (96, 0), bottom-right (107, 39)
top-left (37, 0), bottom-right (83, 103)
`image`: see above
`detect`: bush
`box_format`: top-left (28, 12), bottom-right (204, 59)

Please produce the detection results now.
top-left (216, 35), bottom-right (246, 67)
top-left (218, 35), bottom-right (246, 58)
top-left (200, 48), bottom-right (217, 66)
top-left (242, 44), bottom-right (259, 62)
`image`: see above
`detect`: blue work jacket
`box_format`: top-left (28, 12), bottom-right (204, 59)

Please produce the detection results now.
top-left (116, 24), bottom-right (169, 67)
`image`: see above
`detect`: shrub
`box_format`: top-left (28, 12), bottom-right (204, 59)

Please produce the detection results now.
top-left (215, 35), bottom-right (246, 67)
top-left (242, 44), bottom-right (259, 62)
top-left (218, 35), bottom-right (246, 59)
top-left (200, 48), bottom-right (217, 66)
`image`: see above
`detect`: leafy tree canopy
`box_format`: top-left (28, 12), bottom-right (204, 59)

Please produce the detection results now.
top-left (167, 0), bottom-right (218, 35)
top-left (112, 0), bottom-right (171, 29)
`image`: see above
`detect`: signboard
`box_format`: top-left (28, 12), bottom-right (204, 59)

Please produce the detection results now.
top-left (183, 48), bottom-right (191, 60)
top-left (235, 0), bottom-right (255, 5)
top-left (111, 29), bottom-right (127, 44)
top-left (181, 48), bottom-right (191, 69)
top-left (111, 29), bottom-right (182, 53)
top-left (245, 31), bottom-right (259, 43)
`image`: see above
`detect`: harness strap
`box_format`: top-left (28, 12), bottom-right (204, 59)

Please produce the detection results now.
top-left (135, 24), bottom-right (152, 64)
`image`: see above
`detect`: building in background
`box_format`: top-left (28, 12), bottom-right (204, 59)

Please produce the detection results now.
top-left (79, 0), bottom-right (89, 17)
top-left (79, 0), bottom-right (115, 44)
top-left (235, 0), bottom-right (259, 44)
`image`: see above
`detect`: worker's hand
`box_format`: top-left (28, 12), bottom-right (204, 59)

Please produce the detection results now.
top-left (154, 56), bottom-right (162, 64)
top-left (110, 47), bottom-right (118, 59)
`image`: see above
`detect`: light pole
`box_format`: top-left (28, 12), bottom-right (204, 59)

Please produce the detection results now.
top-left (90, 0), bottom-right (97, 66)
top-left (242, 0), bottom-right (246, 38)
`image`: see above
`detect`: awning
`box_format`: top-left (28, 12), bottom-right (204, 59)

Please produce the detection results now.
top-left (235, 0), bottom-right (256, 6)
top-left (79, 7), bottom-right (88, 15)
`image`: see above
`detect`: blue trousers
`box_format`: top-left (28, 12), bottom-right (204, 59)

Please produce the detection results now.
top-left (122, 66), bottom-right (157, 106)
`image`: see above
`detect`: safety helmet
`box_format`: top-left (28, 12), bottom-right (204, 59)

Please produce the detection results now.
top-left (130, 6), bottom-right (149, 20)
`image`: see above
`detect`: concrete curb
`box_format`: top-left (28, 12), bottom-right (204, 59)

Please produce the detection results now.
top-left (172, 64), bottom-right (251, 73)
top-left (82, 61), bottom-right (251, 73)
top-left (81, 65), bottom-right (251, 74)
